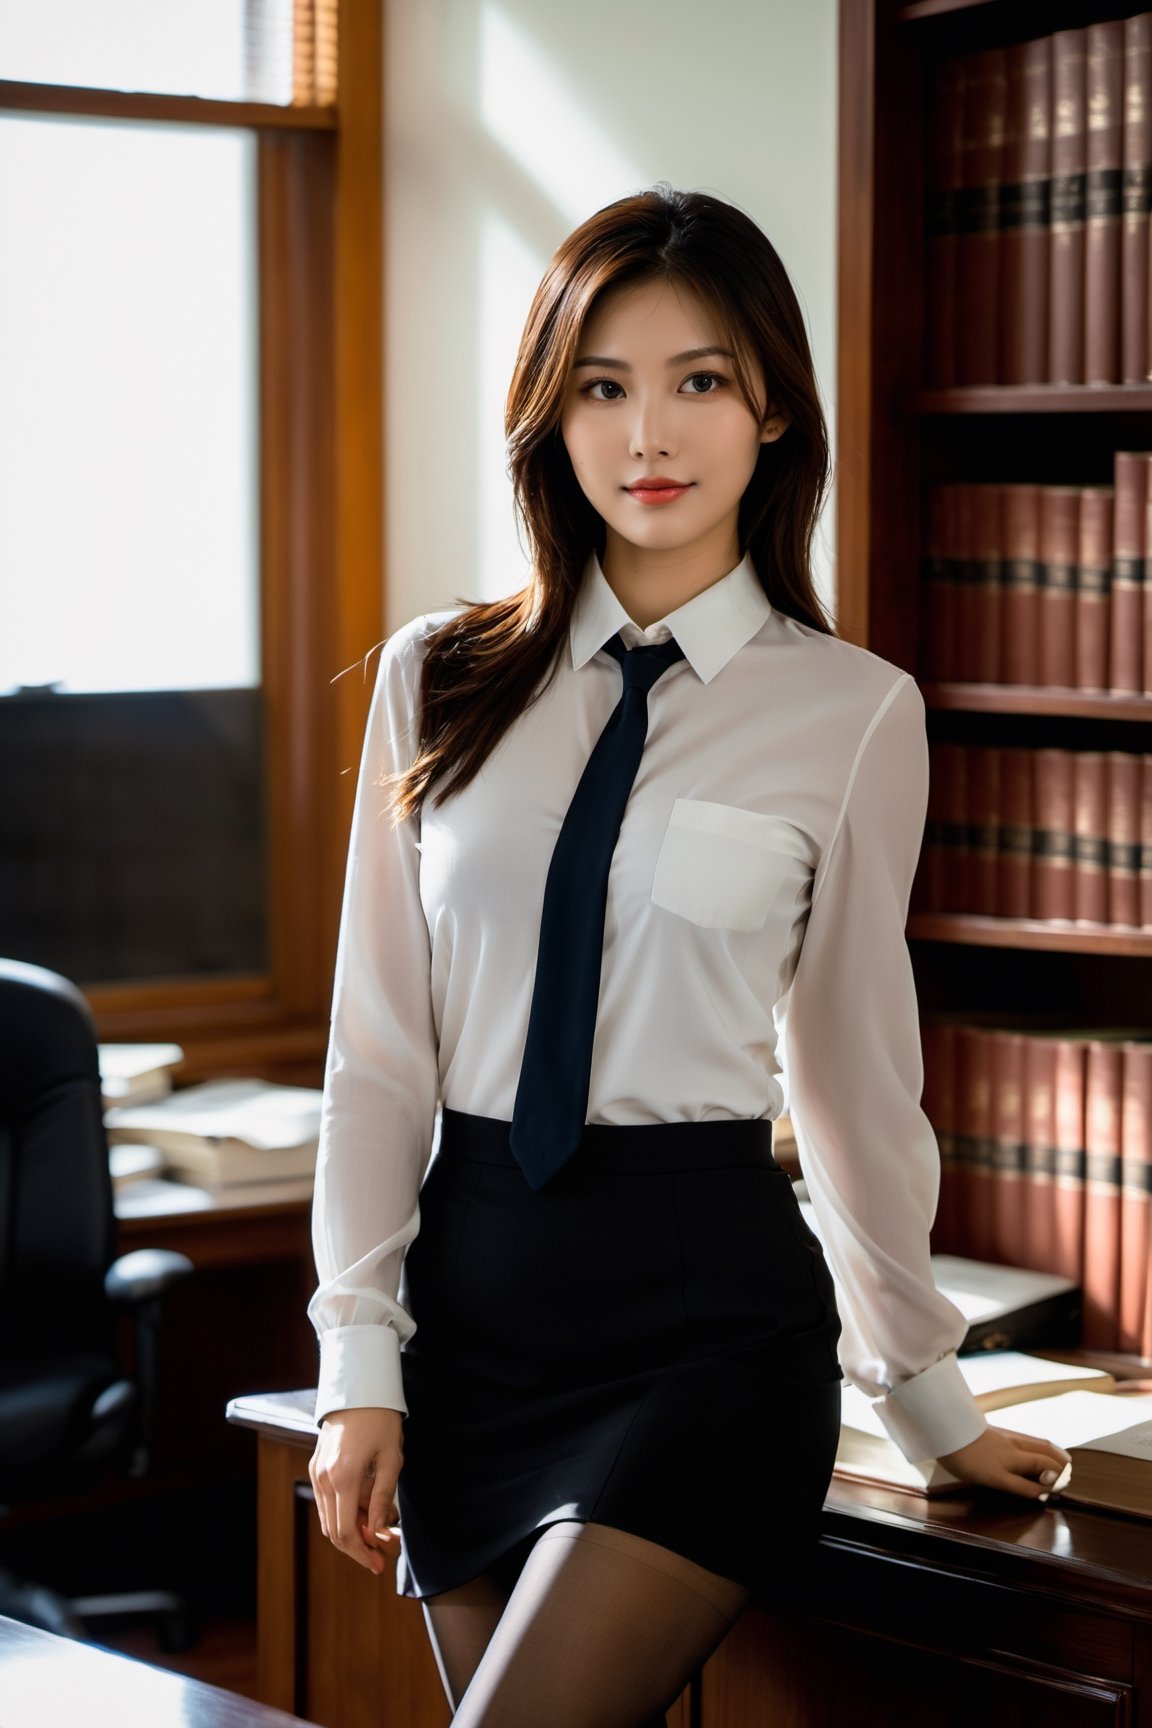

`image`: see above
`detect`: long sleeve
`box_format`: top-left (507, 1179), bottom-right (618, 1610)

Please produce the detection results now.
top-left (307, 621), bottom-right (440, 1425)
top-left (780, 672), bottom-right (989, 1464)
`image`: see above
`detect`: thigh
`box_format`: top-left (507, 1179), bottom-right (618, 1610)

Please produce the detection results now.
top-left (451, 1521), bottom-right (752, 1728)
top-left (422, 1569), bottom-right (512, 1712)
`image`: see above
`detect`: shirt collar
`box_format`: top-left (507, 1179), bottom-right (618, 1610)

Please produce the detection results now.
top-left (568, 551), bottom-right (772, 685)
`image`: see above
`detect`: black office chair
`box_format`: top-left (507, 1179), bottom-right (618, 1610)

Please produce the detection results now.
top-left (0, 957), bottom-right (197, 1648)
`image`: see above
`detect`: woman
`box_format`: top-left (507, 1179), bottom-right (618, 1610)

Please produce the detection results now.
top-left (307, 186), bottom-right (1071, 1727)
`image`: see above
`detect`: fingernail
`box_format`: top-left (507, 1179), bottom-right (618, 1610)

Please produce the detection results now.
top-left (1039, 1470), bottom-right (1058, 1487)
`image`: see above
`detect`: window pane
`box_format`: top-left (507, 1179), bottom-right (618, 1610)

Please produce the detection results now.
top-left (0, 0), bottom-right (300, 106)
top-left (0, 114), bottom-right (259, 693)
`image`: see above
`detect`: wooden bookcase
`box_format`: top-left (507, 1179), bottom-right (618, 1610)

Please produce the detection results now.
top-left (838, 0), bottom-right (1152, 1325)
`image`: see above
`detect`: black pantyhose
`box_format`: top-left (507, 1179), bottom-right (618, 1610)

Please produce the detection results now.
top-left (420, 1520), bottom-right (751, 1728)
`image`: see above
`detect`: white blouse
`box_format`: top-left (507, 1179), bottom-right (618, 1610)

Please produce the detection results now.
top-left (307, 552), bottom-right (990, 1466)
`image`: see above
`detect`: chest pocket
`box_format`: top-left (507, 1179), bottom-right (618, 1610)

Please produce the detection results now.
top-left (650, 799), bottom-right (813, 932)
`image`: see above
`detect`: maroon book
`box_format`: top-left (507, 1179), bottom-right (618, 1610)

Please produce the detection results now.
top-left (1049, 30), bottom-right (1087, 384)
top-left (923, 484), bottom-right (959, 682)
top-left (1123, 14), bottom-right (1152, 382)
top-left (1023, 1035), bottom-right (1059, 1273)
top-left (1033, 748), bottom-right (1075, 921)
top-left (1142, 753), bottom-right (1152, 927)
top-left (1072, 750), bottom-right (1109, 924)
top-left (1118, 1041), bottom-right (1152, 1355)
top-left (1075, 485), bottom-right (1113, 692)
top-left (998, 746), bottom-right (1034, 918)
top-left (967, 746), bottom-right (1001, 915)
top-left (1001, 37), bottom-right (1053, 385)
top-left (970, 484), bottom-right (1003, 682)
top-left (1052, 1037), bottom-right (1087, 1289)
top-left (956, 1025), bottom-right (994, 1260)
top-left (1038, 487), bottom-right (1079, 687)
top-left (1083, 1039), bottom-right (1124, 1349)
top-left (1106, 749), bottom-right (1142, 926)
top-left (1001, 484), bottom-right (1043, 685)
top-left (958, 49), bottom-right (1008, 384)
top-left (1111, 450), bottom-right (1148, 694)
top-left (1085, 20), bottom-right (1125, 384)
top-left (990, 1030), bottom-right (1028, 1266)
top-left (927, 57), bottom-right (965, 389)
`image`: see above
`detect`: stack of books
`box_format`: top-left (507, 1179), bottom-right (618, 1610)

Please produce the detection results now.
top-left (105, 1078), bottom-right (323, 1189)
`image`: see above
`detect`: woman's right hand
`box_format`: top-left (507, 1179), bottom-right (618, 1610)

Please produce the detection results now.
top-left (308, 1406), bottom-right (405, 1576)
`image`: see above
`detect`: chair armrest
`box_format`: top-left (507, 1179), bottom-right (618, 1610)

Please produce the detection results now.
top-left (104, 1249), bottom-right (194, 1305)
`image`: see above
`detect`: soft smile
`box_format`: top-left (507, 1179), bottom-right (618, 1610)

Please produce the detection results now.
top-left (624, 478), bottom-right (695, 506)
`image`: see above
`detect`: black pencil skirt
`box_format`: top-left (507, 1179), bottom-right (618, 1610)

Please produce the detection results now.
top-left (394, 1108), bottom-right (844, 1601)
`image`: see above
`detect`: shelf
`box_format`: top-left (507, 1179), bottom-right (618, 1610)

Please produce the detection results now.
top-left (904, 385), bottom-right (1152, 415)
top-left (922, 683), bottom-right (1152, 721)
top-left (906, 913), bottom-right (1152, 955)
top-left (896, 0), bottom-right (1002, 17)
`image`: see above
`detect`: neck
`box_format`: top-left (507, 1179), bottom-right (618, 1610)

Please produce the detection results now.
top-left (601, 531), bottom-right (741, 629)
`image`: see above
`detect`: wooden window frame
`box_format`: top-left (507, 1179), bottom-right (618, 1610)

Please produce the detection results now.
top-left (0, 0), bottom-right (383, 1083)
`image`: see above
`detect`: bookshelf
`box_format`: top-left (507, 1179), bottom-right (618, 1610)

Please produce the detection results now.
top-left (838, 0), bottom-right (1152, 1353)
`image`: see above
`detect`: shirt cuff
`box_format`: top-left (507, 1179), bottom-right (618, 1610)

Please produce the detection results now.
top-left (314, 1324), bottom-right (407, 1425)
top-left (870, 1352), bottom-right (989, 1463)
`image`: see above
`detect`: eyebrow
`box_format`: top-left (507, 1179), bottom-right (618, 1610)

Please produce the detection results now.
top-left (571, 345), bottom-right (738, 372)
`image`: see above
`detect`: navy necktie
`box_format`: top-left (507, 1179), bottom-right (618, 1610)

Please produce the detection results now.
top-left (509, 631), bottom-right (686, 1190)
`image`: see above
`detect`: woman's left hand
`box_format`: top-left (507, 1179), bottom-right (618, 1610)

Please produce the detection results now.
top-left (937, 1424), bottom-right (1072, 1501)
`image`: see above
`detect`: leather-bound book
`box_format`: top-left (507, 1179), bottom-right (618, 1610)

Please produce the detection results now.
top-left (1072, 750), bottom-right (1109, 923)
top-left (967, 745), bottom-right (1002, 914)
top-left (915, 733), bottom-right (948, 912)
top-left (1038, 486), bottom-right (1079, 686)
top-left (990, 1030), bottom-right (1028, 1267)
top-left (1034, 748), bottom-right (1076, 920)
top-left (1142, 753), bottom-right (1152, 926)
top-left (956, 1024), bottom-right (994, 1261)
top-left (1145, 459), bottom-right (1152, 692)
top-left (1001, 483), bottom-right (1043, 684)
top-left (923, 483), bottom-right (958, 681)
top-left (927, 56), bottom-right (965, 389)
top-left (1111, 450), bottom-right (1148, 692)
top-left (922, 1018), bottom-right (960, 1251)
top-left (1050, 30), bottom-right (1087, 384)
top-left (1053, 1036), bottom-right (1087, 1288)
top-left (1024, 1035), bottom-right (1059, 1272)
top-left (1001, 37), bottom-right (1052, 385)
top-left (1122, 14), bottom-right (1152, 382)
top-left (998, 745), bottom-right (1034, 918)
top-left (970, 484), bottom-right (1003, 682)
top-left (1075, 485), bottom-right (1113, 691)
top-left (1083, 1039), bottom-right (1124, 1349)
top-left (1106, 749), bottom-right (1142, 925)
top-left (954, 482), bottom-right (977, 681)
top-left (1085, 20), bottom-right (1125, 384)
top-left (958, 48), bottom-right (1007, 384)
top-left (1119, 1040), bottom-right (1152, 1355)
top-left (937, 740), bottom-right (970, 909)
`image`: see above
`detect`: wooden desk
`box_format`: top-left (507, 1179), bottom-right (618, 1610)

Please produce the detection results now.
top-left (229, 1388), bottom-right (1152, 1728)
top-left (0, 1611), bottom-right (321, 1728)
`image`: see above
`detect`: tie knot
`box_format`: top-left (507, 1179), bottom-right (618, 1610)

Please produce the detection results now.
top-left (601, 632), bottom-right (686, 693)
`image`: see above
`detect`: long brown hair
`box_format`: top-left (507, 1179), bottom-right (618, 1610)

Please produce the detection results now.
top-left (391, 184), bottom-right (834, 822)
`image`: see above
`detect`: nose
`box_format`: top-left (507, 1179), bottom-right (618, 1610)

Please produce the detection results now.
top-left (628, 394), bottom-right (673, 462)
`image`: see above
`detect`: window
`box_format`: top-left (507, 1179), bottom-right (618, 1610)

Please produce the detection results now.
top-left (0, 0), bottom-right (381, 1079)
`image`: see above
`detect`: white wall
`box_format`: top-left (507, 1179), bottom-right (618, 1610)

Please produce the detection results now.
top-left (382, 0), bottom-right (839, 633)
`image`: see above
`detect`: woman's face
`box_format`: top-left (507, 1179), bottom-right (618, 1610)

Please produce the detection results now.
top-left (559, 277), bottom-right (786, 577)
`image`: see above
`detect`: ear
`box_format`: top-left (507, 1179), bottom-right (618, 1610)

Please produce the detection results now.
top-left (760, 405), bottom-right (791, 443)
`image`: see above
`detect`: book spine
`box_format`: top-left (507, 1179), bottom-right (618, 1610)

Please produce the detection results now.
top-left (928, 57), bottom-right (965, 389)
top-left (1039, 486), bottom-right (1079, 687)
top-left (1050, 29), bottom-right (1088, 384)
top-left (1001, 38), bottom-right (1053, 384)
top-left (1111, 450), bottom-right (1146, 693)
top-left (1118, 1041), bottom-right (1152, 1354)
top-left (1083, 1040), bottom-right (1124, 1348)
top-left (1053, 1037), bottom-right (1087, 1288)
top-left (1142, 752), bottom-right (1152, 927)
top-left (957, 1024), bottom-right (994, 1260)
top-left (959, 48), bottom-right (1007, 384)
top-left (924, 483), bottom-right (958, 682)
top-left (1084, 20), bottom-right (1125, 384)
top-left (1073, 750), bottom-right (1109, 923)
top-left (990, 1030), bottom-right (1028, 1266)
top-left (1024, 1034), bottom-right (1059, 1273)
top-left (937, 740), bottom-right (970, 910)
top-left (1075, 485), bottom-right (1114, 691)
top-left (1034, 747), bottom-right (1076, 920)
top-left (955, 484), bottom-right (979, 681)
top-left (998, 746), bottom-right (1034, 918)
top-left (1106, 749), bottom-right (1142, 925)
top-left (1122, 14), bottom-right (1152, 382)
top-left (1001, 483), bottom-right (1043, 684)
top-left (968, 745), bottom-right (1001, 915)
top-left (972, 484), bottom-right (1003, 682)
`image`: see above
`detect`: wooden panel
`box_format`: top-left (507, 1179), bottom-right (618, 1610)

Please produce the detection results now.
top-left (701, 1609), bottom-right (1133, 1728)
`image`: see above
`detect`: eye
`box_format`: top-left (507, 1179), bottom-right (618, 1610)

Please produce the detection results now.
top-left (580, 378), bottom-right (625, 401)
top-left (680, 372), bottom-right (725, 395)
